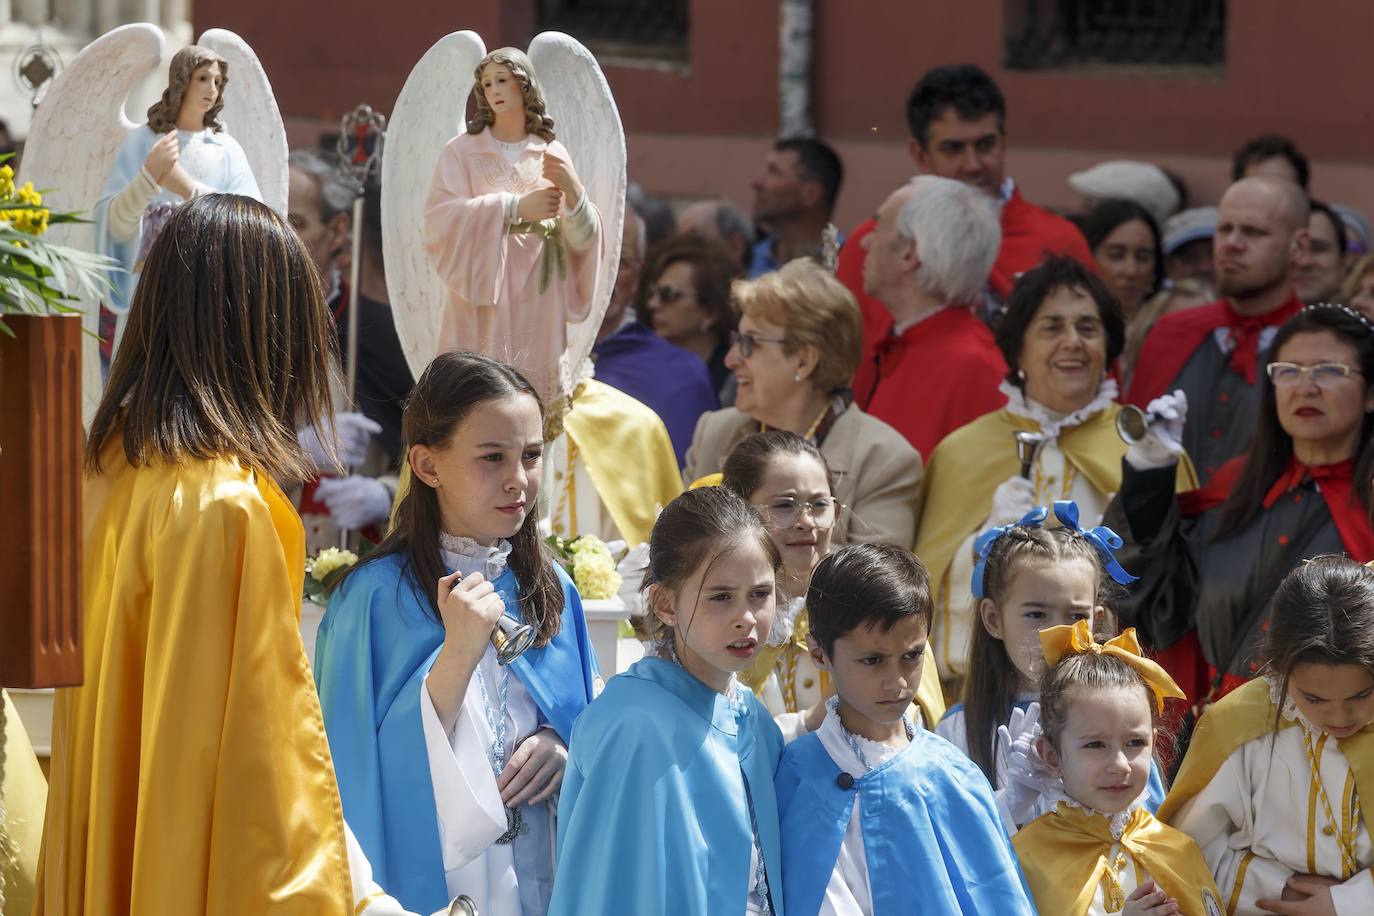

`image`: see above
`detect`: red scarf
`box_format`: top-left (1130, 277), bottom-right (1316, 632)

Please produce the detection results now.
top-left (1127, 292), bottom-right (1303, 407)
top-left (1223, 297), bottom-right (1302, 384)
top-left (1263, 456), bottom-right (1374, 561)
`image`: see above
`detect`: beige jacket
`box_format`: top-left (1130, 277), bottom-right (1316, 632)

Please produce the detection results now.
top-left (683, 403), bottom-right (923, 547)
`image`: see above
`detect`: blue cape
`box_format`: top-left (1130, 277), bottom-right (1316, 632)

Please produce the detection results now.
top-left (777, 728), bottom-right (1037, 915)
top-left (549, 656), bottom-right (786, 915)
top-left (314, 552), bottom-right (599, 913)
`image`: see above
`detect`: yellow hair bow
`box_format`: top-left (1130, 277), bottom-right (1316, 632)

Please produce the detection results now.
top-left (1039, 620), bottom-right (1185, 713)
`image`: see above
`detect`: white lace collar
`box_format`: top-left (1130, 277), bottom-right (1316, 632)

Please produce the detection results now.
top-left (1043, 779), bottom-right (1149, 841)
top-left (1000, 376), bottom-right (1119, 442)
top-left (439, 533), bottom-right (513, 581)
top-left (1266, 674), bottom-right (1325, 735)
top-left (766, 596), bottom-right (807, 647)
top-left (817, 695), bottom-right (916, 775)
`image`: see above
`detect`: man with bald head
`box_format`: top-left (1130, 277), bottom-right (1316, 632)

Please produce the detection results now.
top-left (593, 208), bottom-right (718, 465)
top-left (1128, 175), bottom-right (1311, 480)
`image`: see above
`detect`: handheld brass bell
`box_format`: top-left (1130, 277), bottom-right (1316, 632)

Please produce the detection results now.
top-left (1114, 404), bottom-right (1153, 445)
top-left (1013, 430), bottom-right (1045, 480)
top-left (491, 614), bottom-right (536, 665)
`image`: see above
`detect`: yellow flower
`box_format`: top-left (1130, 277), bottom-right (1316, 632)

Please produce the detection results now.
top-left (13, 207), bottom-right (49, 236)
top-left (16, 181), bottom-right (41, 207)
top-left (310, 547), bottom-right (359, 582)
top-left (0, 165), bottom-right (14, 198)
top-left (574, 554), bottom-right (623, 600)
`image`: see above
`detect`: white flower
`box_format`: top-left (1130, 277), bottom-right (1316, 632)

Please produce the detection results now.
top-left (310, 547), bottom-right (359, 582)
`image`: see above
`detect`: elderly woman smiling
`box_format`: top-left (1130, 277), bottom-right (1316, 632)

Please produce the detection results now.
top-left (683, 258), bottom-right (922, 547)
top-left (916, 256), bottom-right (1197, 682)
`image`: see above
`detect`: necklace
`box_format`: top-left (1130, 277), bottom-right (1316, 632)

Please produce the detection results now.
top-left (1302, 728), bottom-right (1360, 877)
top-left (474, 657), bottom-right (525, 845)
top-left (838, 706), bottom-right (914, 773)
top-left (759, 399), bottom-right (833, 444)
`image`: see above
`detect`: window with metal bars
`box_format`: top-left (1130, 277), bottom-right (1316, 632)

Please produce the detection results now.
top-left (1005, 0), bottom-right (1225, 70)
top-left (538, 0), bottom-right (689, 61)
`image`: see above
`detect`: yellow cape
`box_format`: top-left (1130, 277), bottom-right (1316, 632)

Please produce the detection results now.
top-left (2, 689), bottom-right (46, 916)
top-left (563, 378), bottom-right (683, 547)
top-left (1159, 678), bottom-right (1374, 831)
top-left (1014, 804), bottom-right (1223, 915)
top-left (915, 405), bottom-right (1199, 674)
top-left (36, 442), bottom-right (354, 915)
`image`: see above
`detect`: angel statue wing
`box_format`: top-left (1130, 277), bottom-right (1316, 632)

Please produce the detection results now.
top-left (196, 28), bottom-right (289, 214)
top-left (17, 22), bottom-right (166, 426)
top-left (527, 31), bottom-right (627, 382)
top-left (382, 30), bottom-right (487, 380)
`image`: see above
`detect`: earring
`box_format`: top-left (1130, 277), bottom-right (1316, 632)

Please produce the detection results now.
top-left (793, 371), bottom-right (803, 382)
top-left (1016, 369), bottom-right (1027, 382)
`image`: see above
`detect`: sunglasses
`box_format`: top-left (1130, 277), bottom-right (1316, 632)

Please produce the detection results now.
top-left (649, 284), bottom-right (687, 305)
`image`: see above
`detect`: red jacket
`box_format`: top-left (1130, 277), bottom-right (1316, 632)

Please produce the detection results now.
top-left (836, 186), bottom-right (1094, 364)
top-left (852, 307), bottom-right (1008, 459)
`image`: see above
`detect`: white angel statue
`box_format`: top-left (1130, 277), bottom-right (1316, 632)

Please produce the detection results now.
top-left (383, 31), bottom-right (626, 429)
top-left (19, 23), bottom-right (288, 424)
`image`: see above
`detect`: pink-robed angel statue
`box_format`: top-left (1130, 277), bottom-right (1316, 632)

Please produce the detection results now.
top-left (424, 47), bottom-right (603, 420)
top-left (384, 31), bottom-right (626, 437)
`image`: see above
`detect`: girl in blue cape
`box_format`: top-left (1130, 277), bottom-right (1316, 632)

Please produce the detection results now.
top-left (549, 486), bottom-right (786, 914)
top-left (315, 351), bottom-right (600, 915)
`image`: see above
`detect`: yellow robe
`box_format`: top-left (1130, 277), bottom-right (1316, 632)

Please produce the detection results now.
top-left (1014, 803), bottom-right (1224, 915)
top-left (35, 441), bottom-right (356, 915)
top-left (915, 404), bottom-right (1198, 677)
top-left (3, 689), bottom-right (46, 916)
top-left (559, 378), bottom-right (683, 547)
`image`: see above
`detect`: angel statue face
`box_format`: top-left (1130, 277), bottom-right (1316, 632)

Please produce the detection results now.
top-left (468, 48), bottom-right (555, 142)
top-left (147, 45), bottom-right (229, 134)
top-left (479, 63), bottom-right (524, 118)
top-left (179, 63), bottom-right (225, 125)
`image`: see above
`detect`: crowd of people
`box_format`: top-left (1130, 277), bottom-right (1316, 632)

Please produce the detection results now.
top-left (11, 52), bottom-right (1374, 916)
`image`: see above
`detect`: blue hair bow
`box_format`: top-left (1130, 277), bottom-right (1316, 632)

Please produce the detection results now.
top-left (970, 499), bottom-right (1137, 599)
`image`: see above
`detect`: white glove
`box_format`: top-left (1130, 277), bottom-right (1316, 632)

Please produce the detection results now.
top-left (994, 701), bottom-right (1056, 827)
top-left (316, 475), bottom-right (393, 530)
top-left (299, 412), bottom-right (382, 471)
top-left (1125, 390), bottom-right (1188, 471)
top-left (986, 474), bottom-right (1038, 529)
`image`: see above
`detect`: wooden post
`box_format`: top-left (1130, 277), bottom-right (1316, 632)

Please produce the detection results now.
top-left (0, 314), bottom-right (82, 688)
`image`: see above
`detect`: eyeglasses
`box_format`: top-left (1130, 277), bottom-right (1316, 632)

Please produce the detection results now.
top-left (1265, 361), bottom-right (1362, 388)
top-left (649, 284), bottom-right (687, 305)
top-left (756, 497), bottom-right (840, 530)
top-left (730, 330), bottom-right (789, 358)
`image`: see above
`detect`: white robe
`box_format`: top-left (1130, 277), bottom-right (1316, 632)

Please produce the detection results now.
top-left (1171, 696), bottom-right (1374, 914)
top-left (412, 540), bottom-right (560, 916)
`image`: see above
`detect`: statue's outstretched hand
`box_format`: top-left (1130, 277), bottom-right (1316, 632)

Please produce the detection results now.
top-left (542, 150), bottom-right (583, 209)
top-left (517, 187), bottom-right (562, 222)
top-left (144, 132), bottom-right (179, 181)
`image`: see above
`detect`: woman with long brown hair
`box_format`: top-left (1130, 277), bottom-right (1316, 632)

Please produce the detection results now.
top-left (315, 351), bottom-right (601, 915)
top-left (38, 194), bottom-right (416, 915)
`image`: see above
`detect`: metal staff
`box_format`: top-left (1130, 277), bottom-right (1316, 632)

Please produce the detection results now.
top-left (335, 104), bottom-right (386, 547)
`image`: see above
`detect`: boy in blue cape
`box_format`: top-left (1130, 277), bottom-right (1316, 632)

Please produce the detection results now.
top-left (775, 544), bottom-right (1036, 915)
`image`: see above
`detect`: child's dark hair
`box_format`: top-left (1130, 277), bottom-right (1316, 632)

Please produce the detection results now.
top-left (334, 351), bottom-right (564, 644)
top-left (721, 430), bottom-right (836, 500)
top-left (963, 526), bottom-right (1116, 781)
top-left (807, 544), bottom-right (931, 659)
top-left (1038, 649), bottom-right (1157, 754)
top-left (638, 486), bottom-right (782, 646)
top-left (1260, 556), bottom-right (1374, 729)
